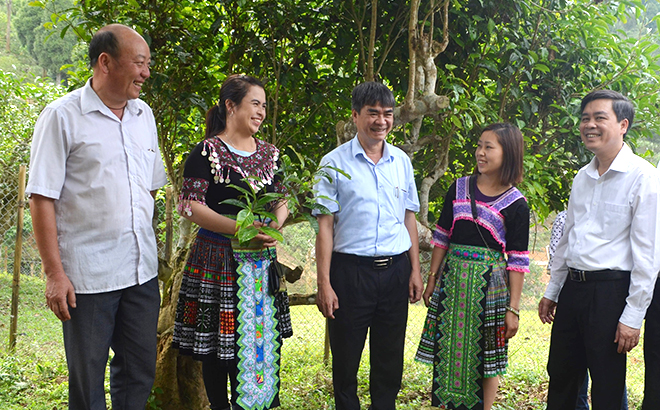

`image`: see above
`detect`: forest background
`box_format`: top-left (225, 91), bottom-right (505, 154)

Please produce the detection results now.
top-left (3, 0), bottom-right (660, 409)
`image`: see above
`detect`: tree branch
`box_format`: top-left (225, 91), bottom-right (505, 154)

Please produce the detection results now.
top-left (405, 0), bottom-right (421, 111)
top-left (366, 0), bottom-right (377, 81)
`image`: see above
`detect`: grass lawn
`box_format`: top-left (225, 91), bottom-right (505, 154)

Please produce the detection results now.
top-left (0, 272), bottom-right (647, 409)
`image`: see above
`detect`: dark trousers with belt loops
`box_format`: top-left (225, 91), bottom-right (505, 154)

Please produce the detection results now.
top-left (547, 270), bottom-right (630, 410)
top-left (642, 278), bottom-right (660, 410)
top-left (328, 251), bottom-right (411, 410)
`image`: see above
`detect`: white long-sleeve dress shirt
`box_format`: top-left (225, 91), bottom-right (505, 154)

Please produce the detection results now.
top-left (544, 143), bottom-right (660, 329)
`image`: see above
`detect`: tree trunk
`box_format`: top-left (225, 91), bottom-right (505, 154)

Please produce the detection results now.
top-left (154, 220), bottom-right (209, 410)
top-left (6, 0), bottom-right (11, 52)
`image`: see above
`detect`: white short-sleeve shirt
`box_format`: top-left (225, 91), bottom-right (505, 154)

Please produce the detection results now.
top-left (26, 79), bottom-right (168, 293)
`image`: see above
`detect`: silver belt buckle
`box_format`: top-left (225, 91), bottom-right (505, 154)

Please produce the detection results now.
top-left (373, 257), bottom-right (391, 270)
top-left (571, 268), bottom-right (587, 282)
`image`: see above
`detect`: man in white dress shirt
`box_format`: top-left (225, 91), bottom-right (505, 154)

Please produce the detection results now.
top-left (26, 24), bottom-right (167, 410)
top-left (538, 90), bottom-right (660, 410)
top-left (643, 159), bottom-right (660, 409)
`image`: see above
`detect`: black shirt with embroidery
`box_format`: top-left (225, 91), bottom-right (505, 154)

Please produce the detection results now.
top-left (178, 136), bottom-right (284, 217)
top-left (432, 177), bottom-right (530, 272)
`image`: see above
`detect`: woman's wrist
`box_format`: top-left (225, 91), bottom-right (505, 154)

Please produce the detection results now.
top-left (505, 305), bottom-right (520, 318)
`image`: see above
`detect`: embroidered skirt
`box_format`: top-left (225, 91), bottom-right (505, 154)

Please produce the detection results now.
top-left (172, 229), bottom-right (292, 409)
top-left (416, 243), bottom-right (509, 410)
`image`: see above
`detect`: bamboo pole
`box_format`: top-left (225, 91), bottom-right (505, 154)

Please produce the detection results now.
top-left (8, 165), bottom-right (26, 351)
top-left (165, 186), bottom-right (173, 262)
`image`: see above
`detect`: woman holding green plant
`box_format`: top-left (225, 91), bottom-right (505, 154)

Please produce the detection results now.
top-left (172, 74), bottom-right (290, 410)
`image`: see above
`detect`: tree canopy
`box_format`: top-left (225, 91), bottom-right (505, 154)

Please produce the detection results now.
top-left (39, 1), bottom-right (660, 406)
top-left (13, 0), bottom-right (78, 82)
top-left (51, 0), bottom-right (660, 234)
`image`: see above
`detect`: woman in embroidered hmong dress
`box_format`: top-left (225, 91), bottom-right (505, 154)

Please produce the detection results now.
top-left (416, 123), bottom-right (529, 410)
top-left (172, 74), bottom-right (291, 410)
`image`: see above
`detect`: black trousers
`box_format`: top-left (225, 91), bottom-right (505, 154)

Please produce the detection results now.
top-left (642, 279), bottom-right (660, 410)
top-left (546, 276), bottom-right (629, 410)
top-left (202, 357), bottom-right (238, 410)
top-left (328, 252), bottom-right (411, 410)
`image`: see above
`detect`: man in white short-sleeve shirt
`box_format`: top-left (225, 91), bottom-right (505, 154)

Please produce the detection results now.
top-left (26, 24), bottom-right (167, 410)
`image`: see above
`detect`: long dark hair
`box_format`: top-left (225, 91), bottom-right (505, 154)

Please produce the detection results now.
top-left (480, 122), bottom-right (524, 186)
top-left (205, 74), bottom-right (264, 139)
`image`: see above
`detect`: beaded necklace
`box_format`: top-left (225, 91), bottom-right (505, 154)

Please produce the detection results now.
top-left (200, 136), bottom-right (279, 192)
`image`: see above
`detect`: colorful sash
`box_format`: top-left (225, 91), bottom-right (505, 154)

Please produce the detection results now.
top-left (233, 244), bottom-right (280, 410)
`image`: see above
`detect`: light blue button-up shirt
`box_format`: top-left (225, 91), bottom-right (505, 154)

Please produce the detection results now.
top-left (313, 136), bottom-right (420, 256)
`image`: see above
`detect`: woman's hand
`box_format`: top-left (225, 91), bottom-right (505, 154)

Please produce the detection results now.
top-left (253, 220), bottom-right (278, 247)
top-left (422, 277), bottom-right (436, 307)
top-left (504, 310), bottom-right (519, 339)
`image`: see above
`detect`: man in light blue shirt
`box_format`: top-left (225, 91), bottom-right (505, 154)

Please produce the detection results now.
top-left (314, 82), bottom-right (423, 410)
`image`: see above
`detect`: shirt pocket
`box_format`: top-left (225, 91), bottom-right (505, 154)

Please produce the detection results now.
top-left (381, 178), bottom-right (406, 224)
top-left (599, 202), bottom-right (631, 240)
top-left (137, 148), bottom-right (157, 188)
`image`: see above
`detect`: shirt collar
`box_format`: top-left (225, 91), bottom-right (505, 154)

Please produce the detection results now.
top-left (350, 134), bottom-right (394, 163)
top-left (585, 142), bottom-right (633, 178)
top-left (80, 78), bottom-right (142, 118)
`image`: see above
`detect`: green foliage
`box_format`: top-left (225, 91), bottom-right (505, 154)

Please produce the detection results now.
top-left (223, 151), bottom-right (339, 245)
top-left (0, 273), bottom-right (69, 409)
top-left (146, 387), bottom-right (163, 410)
top-left (415, 0), bottom-right (660, 220)
top-left (13, 0), bottom-right (80, 82)
top-left (221, 182), bottom-right (285, 245)
top-left (0, 69), bottom-right (62, 172)
top-left (0, 69), bottom-right (64, 236)
top-left (277, 148), bottom-right (348, 233)
top-left (31, 0), bottom-right (660, 228)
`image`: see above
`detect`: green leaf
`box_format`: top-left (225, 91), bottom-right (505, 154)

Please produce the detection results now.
top-left (238, 226), bottom-right (259, 244)
top-left (533, 63), bottom-right (550, 73)
top-left (259, 211), bottom-right (279, 223)
top-left (236, 209), bottom-right (255, 228)
top-left (226, 183), bottom-right (254, 199)
top-left (261, 226), bottom-right (284, 242)
top-left (220, 199), bottom-right (249, 209)
top-left (255, 192), bottom-right (284, 205)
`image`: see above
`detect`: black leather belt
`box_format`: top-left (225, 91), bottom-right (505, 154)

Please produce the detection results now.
top-left (568, 267), bottom-right (630, 282)
top-left (333, 252), bottom-right (407, 270)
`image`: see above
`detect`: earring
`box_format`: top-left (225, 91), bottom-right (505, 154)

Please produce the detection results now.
top-left (230, 111), bottom-right (234, 116)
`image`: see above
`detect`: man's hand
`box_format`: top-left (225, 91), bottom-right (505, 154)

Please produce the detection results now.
top-left (408, 269), bottom-right (423, 303)
top-left (538, 297), bottom-right (557, 324)
top-left (316, 283), bottom-right (339, 319)
top-left (45, 271), bottom-right (76, 322)
top-left (614, 322), bottom-right (640, 353)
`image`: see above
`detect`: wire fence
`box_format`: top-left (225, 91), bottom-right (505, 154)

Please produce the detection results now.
top-left (3, 171), bottom-right (647, 404)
